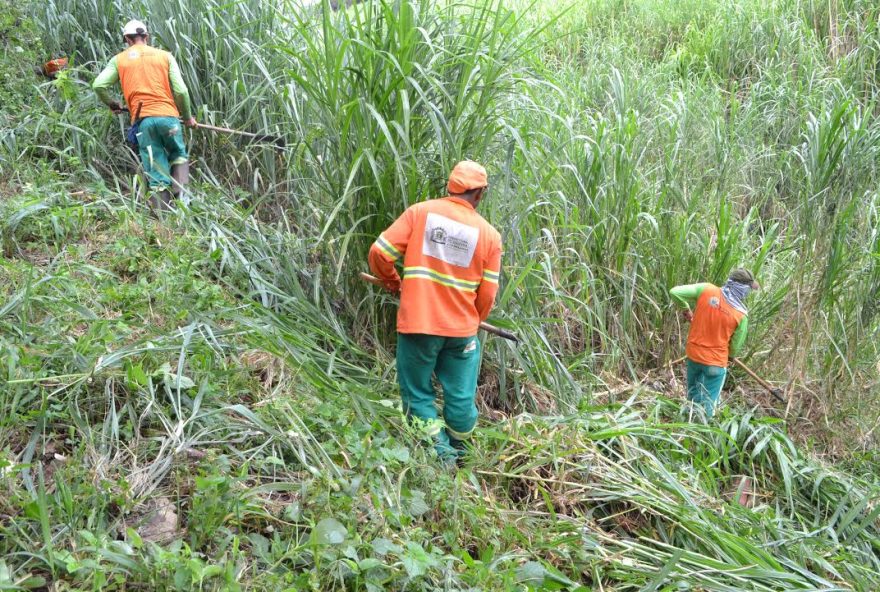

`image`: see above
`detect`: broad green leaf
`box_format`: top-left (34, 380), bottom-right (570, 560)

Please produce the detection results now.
top-left (406, 490), bottom-right (430, 517)
top-left (313, 518), bottom-right (347, 545)
top-left (516, 561), bottom-right (546, 585)
top-left (371, 537), bottom-right (402, 557)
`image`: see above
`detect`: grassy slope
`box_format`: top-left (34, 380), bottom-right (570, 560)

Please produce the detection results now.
top-left (1, 0), bottom-right (879, 590)
top-left (1, 177), bottom-right (878, 591)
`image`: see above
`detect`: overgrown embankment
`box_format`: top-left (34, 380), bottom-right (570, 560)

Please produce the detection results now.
top-left (1, 0), bottom-right (879, 590)
top-left (1, 176), bottom-right (878, 590)
top-left (14, 0), bottom-right (880, 437)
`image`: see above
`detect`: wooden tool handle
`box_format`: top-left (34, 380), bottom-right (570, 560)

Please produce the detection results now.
top-left (671, 355), bottom-right (786, 404)
top-left (731, 358), bottom-right (786, 403)
top-left (360, 271), bottom-right (385, 288)
top-left (359, 272), bottom-right (518, 343)
top-left (195, 122), bottom-right (258, 138)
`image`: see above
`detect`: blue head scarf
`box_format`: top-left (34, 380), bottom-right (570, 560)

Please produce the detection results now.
top-left (720, 279), bottom-right (751, 314)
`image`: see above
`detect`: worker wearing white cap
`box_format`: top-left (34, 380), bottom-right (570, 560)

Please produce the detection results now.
top-left (93, 19), bottom-right (197, 209)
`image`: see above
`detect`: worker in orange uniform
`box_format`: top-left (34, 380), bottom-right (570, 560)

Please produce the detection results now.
top-left (92, 19), bottom-right (197, 209)
top-left (670, 268), bottom-right (759, 417)
top-left (369, 161), bottom-right (502, 462)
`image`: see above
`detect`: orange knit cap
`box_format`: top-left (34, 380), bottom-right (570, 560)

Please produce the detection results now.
top-left (447, 160), bottom-right (488, 194)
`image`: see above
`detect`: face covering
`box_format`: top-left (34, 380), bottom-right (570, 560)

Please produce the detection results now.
top-left (720, 279), bottom-right (751, 314)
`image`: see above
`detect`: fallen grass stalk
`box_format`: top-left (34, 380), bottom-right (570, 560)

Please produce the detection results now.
top-left (0, 0), bottom-right (878, 589)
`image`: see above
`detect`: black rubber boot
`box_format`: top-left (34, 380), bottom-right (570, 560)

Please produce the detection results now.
top-left (150, 190), bottom-right (174, 215)
top-left (170, 162), bottom-right (189, 200)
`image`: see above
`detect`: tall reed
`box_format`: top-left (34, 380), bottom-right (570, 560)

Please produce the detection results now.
top-left (14, 0), bottom-right (880, 419)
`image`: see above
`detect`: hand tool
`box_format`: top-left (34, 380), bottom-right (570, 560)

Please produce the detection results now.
top-left (118, 108), bottom-right (286, 148)
top-left (731, 357), bottom-right (786, 403)
top-left (670, 355), bottom-right (786, 403)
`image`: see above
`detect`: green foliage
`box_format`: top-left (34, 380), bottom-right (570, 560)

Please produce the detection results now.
top-left (1, 0), bottom-right (880, 590)
top-left (0, 169), bottom-right (876, 590)
top-left (15, 0), bottom-right (878, 414)
top-left (0, 1), bottom-right (44, 115)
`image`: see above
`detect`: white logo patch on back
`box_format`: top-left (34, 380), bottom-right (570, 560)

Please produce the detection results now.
top-left (422, 212), bottom-right (478, 268)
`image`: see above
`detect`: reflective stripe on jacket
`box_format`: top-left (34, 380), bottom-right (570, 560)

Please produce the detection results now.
top-left (686, 284), bottom-right (745, 367)
top-left (368, 196), bottom-right (502, 337)
top-left (116, 46), bottom-right (179, 121)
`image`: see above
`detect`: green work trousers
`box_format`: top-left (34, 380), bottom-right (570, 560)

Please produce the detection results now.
top-left (137, 116), bottom-right (188, 189)
top-left (396, 333), bottom-right (481, 460)
top-left (686, 358), bottom-right (727, 417)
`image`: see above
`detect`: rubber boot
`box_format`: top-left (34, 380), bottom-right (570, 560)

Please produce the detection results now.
top-left (171, 162), bottom-right (190, 203)
top-left (150, 190), bottom-right (174, 215)
top-left (449, 435), bottom-right (469, 467)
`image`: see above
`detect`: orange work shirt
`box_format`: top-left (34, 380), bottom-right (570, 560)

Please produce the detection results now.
top-left (369, 196), bottom-right (502, 337)
top-left (686, 285), bottom-right (745, 367)
top-left (116, 45), bottom-right (179, 122)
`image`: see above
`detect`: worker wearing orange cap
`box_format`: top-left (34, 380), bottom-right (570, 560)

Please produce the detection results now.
top-left (369, 161), bottom-right (502, 462)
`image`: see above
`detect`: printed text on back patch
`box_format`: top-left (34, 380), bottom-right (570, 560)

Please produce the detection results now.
top-left (422, 213), bottom-right (479, 267)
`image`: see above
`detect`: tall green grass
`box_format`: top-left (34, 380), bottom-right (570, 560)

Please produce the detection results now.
top-left (9, 0), bottom-right (880, 425)
top-left (2, 0), bottom-right (880, 589)
top-left (17, 0), bottom-right (877, 417)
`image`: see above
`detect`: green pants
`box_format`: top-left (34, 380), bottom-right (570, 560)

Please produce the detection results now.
top-left (136, 116), bottom-right (188, 189)
top-left (396, 333), bottom-right (481, 459)
top-left (686, 358), bottom-right (727, 417)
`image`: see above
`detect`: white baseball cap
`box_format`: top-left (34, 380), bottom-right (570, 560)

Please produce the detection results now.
top-left (122, 20), bottom-right (148, 38)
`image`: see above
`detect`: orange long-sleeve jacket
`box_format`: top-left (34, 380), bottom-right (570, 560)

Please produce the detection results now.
top-left (369, 196), bottom-right (502, 337)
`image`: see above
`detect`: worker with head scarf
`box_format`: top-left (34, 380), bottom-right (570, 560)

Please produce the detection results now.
top-left (92, 19), bottom-right (197, 209)
top-left (368, 161), bottom-right (503, 462)
top-left (670, 269), bottom-right (760, 417)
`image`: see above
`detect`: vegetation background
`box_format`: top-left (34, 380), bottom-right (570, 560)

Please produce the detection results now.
top-left (1, 0), bottom-right (878, 589)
